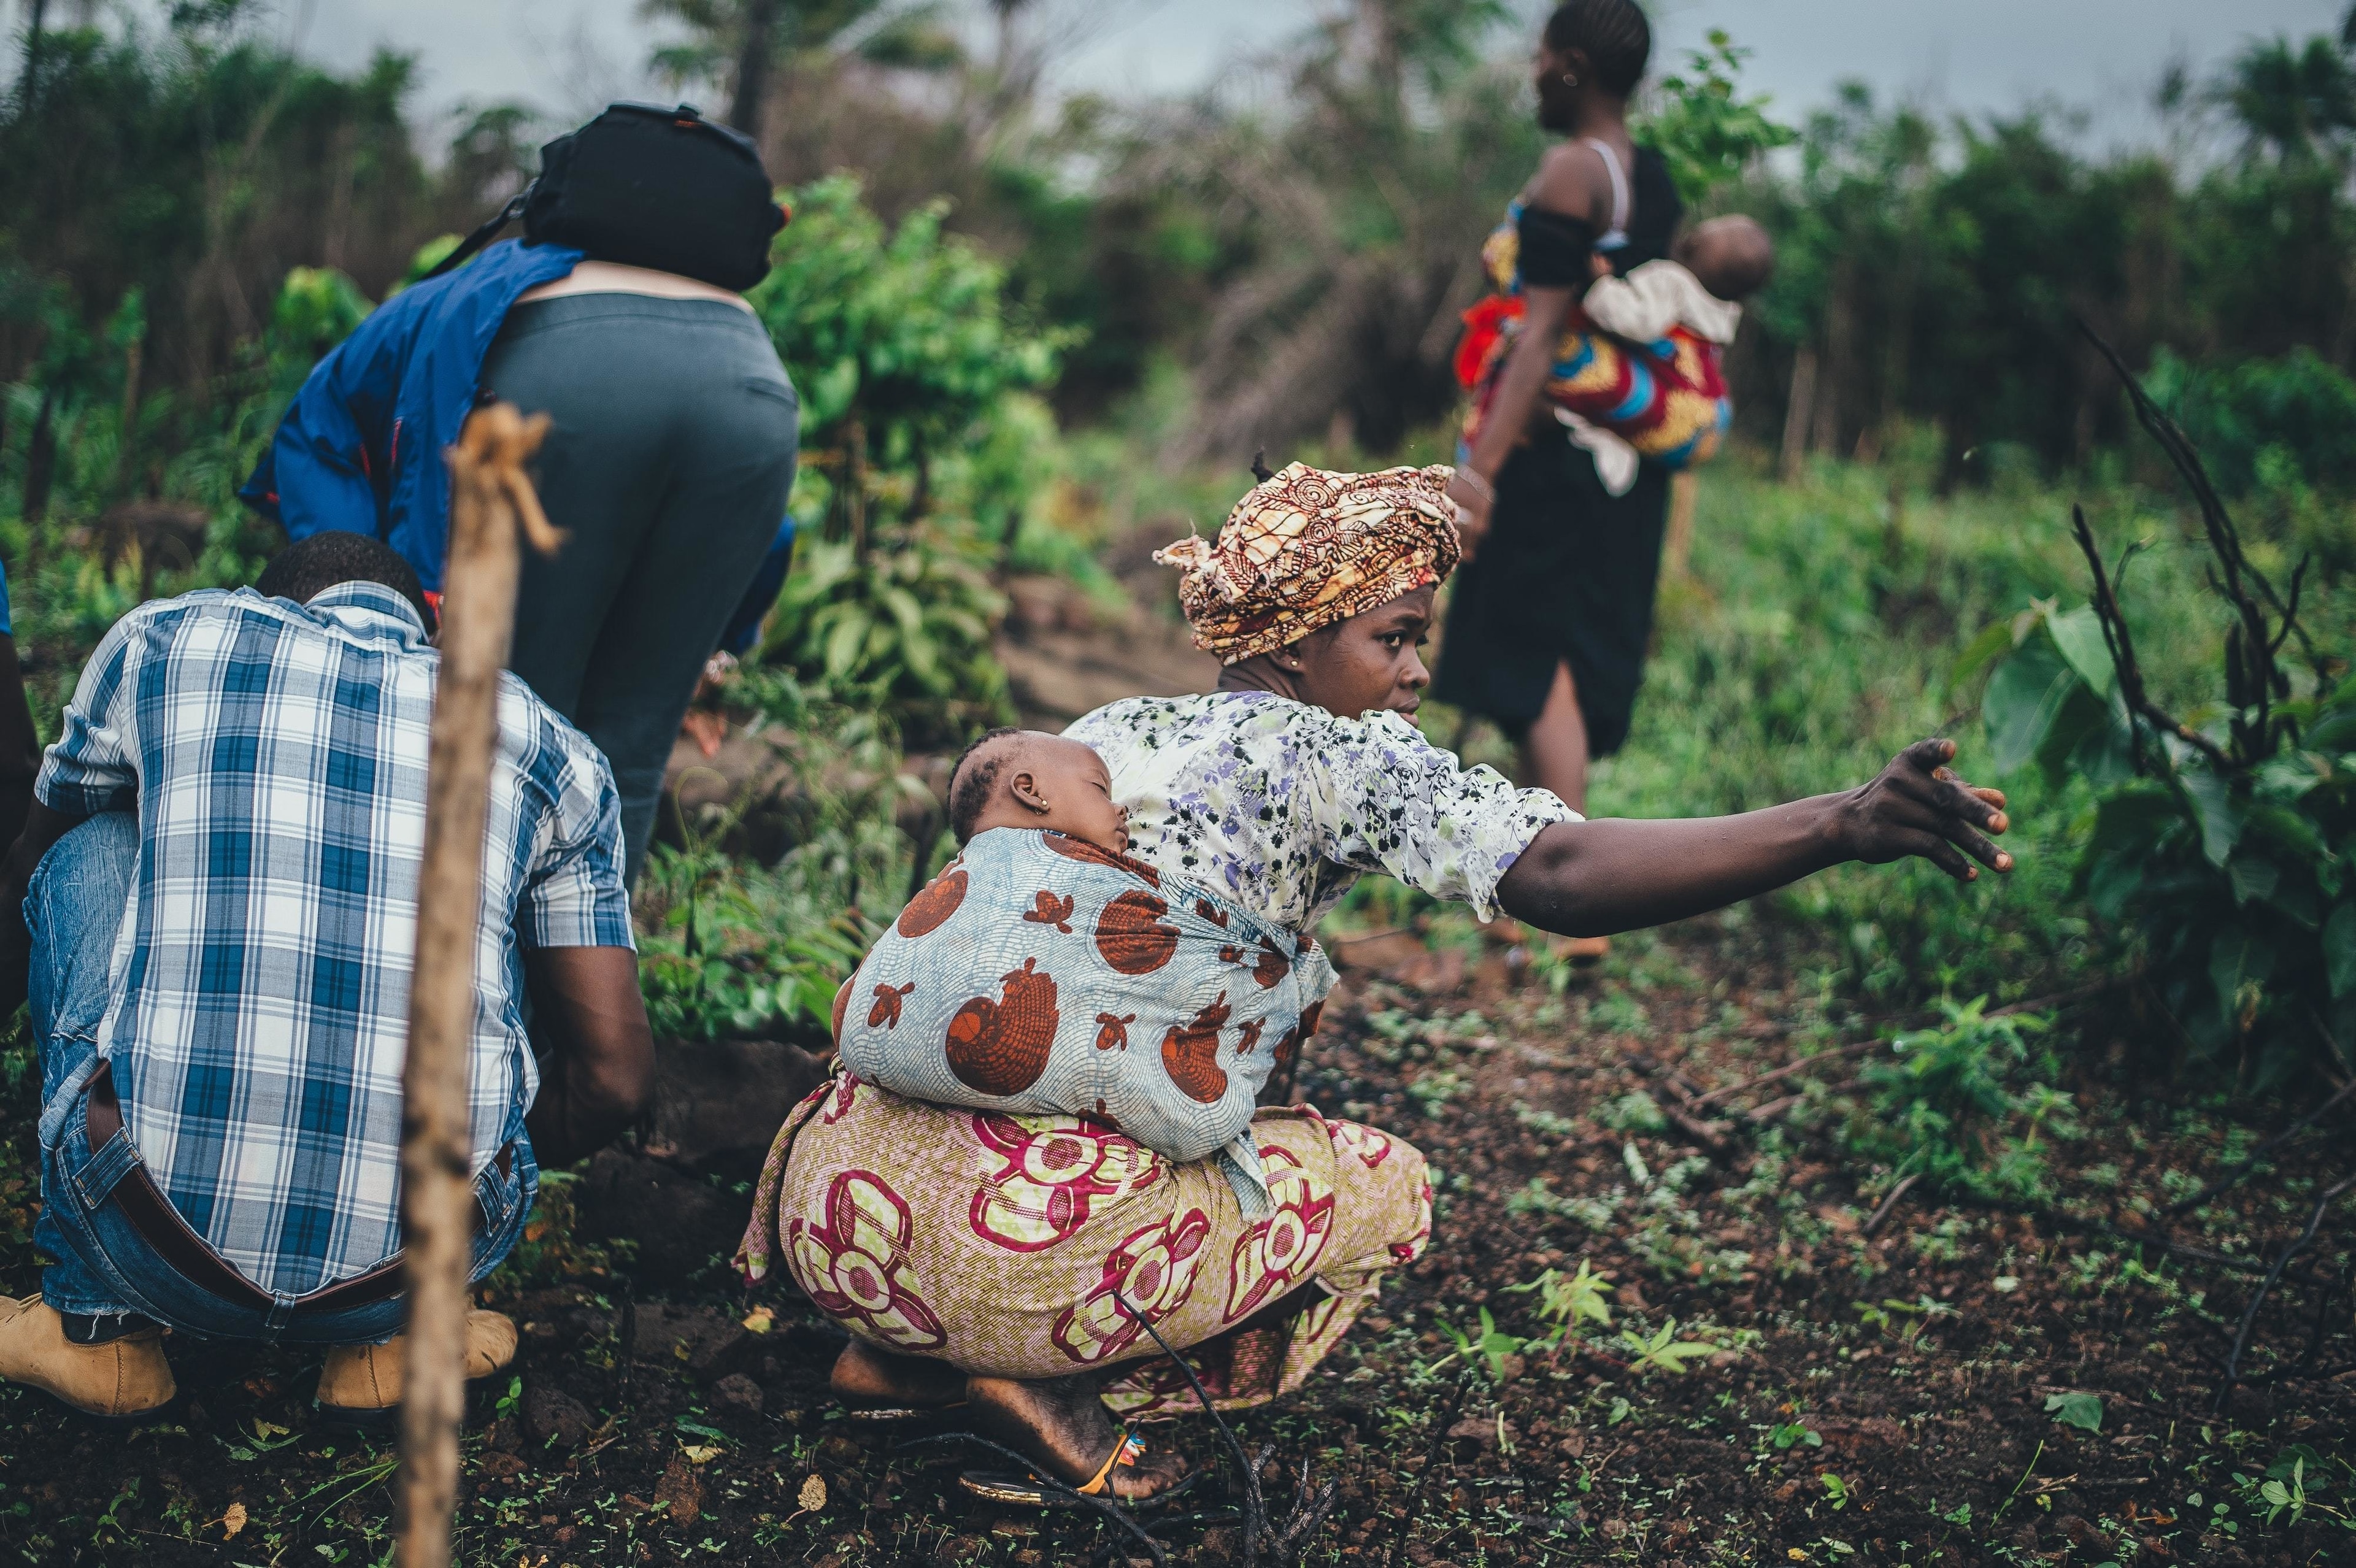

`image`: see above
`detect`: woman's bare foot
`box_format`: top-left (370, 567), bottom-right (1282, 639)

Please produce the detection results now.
top-left (830, 1342), bottom-right (966, 1407)
top-left (965, 1373), bottom-right (1190, 1502)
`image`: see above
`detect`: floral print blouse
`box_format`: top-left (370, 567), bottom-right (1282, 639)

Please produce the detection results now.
top-left (1063, 691), bottom-right (1578, 934)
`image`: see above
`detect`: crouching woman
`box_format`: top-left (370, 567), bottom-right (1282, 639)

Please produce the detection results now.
top-left (737, 462), bottom-right (2014, 1501)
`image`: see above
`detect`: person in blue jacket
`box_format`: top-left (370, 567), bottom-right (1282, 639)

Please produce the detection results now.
top-left (241, 239), bottom-right (800, 884)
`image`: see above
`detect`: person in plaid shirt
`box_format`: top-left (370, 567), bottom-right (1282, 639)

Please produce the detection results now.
top-left (0, 532), bottom-right (654, 1422)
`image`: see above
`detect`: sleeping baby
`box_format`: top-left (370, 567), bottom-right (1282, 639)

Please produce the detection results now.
top-left (830, 728), bottom-right (1333, 1216)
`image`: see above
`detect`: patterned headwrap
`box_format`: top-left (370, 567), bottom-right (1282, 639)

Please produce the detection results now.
top-left (1154, 462), bottom-right (1461, 664)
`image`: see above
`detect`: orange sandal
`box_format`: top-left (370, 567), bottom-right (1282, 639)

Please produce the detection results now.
top-left (957, 1426), bottom-right (1145, 1507)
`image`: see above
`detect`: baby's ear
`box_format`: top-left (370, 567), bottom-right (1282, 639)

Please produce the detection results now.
top-left (1008, 768), bottom-right (1052, 814)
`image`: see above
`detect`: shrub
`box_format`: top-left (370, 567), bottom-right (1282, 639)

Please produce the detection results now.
top-left (1842, 996), bottom-right (2072, 1201)
top-left (747, 175), bottom-right (1068, 740)
top-left (1976, 334), bottom-right (2353, 1090)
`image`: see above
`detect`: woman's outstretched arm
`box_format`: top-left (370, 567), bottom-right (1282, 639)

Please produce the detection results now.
top-left (1495, 739), bottom-right (2012, 938)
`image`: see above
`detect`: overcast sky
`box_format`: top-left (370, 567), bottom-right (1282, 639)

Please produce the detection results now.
top-left (222, 1), bottom-right (2356, 148)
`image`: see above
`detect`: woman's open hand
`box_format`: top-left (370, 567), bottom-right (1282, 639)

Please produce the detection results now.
top-left (1832, 737), bottom-right (2013, 882)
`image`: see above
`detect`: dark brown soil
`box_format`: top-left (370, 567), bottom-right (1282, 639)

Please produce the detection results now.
top-left (0, 911), bottom-right (2349, 1566)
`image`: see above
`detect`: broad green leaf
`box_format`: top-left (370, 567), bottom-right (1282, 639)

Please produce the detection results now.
top-left (1947, 618), bottom-right (2018, 699)
top-left (2063, 695), bottom-right (2139, 789)
top-left (2325, 903), bottom-right (2356, 998)
top-left (2180, 766), bottom-right (2246, 867)
top-left (2210, 928), bottom-right (2276, 1012)
top-left (1982, 632), bottom-right (2083, 777)
top-left (2046, 605), bottom-right (2119, 694)
top-left (2303, 688), bottom-right (2356, 755)
top-left (822, 612), bottom-right (868, 678)
top-left (2044, 1391), bottom-right (2103, 1432)
top-left (2227, 856), bottom-right (2280, 907)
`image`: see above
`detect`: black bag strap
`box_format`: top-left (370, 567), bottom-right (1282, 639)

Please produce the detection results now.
top-left (420, 184), bottom-right (534, 283)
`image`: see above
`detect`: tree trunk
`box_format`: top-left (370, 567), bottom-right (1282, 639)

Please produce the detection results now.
top-left (19, 0), bottom-right (47, 104)
top-left (1779, 347), bottom-right (1816, 484)
top-left (113, 332), bottom-right (144, 499)
top-left (23, 391), bottom-right (55, 525)
top-left (1663, 471), bottom-right (1699, 579)
top-left (731, 0), bottom-right (781, 142)
top-left (844, 417), bottom-right (869, 564)
top-left (396, 404), bottom-right (556, 1568)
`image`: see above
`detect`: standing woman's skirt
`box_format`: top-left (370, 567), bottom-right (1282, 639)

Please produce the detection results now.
top-left (1432, 431), bottom-right (1672, 758)
top-left (739, 1073), bottom-right (1431, 1417)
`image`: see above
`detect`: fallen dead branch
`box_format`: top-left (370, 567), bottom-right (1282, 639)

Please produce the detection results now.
top-left (1385, 1371), bottom-right (1472, 1568)
top-left (1862, 1174), bottom-right (1922, 1237)
top-left (2214, 1169), bottom-right (2356, 1415)
top-left (2165, 1071), bottom-right (2356, 1216)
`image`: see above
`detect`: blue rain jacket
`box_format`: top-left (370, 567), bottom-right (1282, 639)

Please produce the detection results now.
top-left (238, 240), bottom-right (584, 591)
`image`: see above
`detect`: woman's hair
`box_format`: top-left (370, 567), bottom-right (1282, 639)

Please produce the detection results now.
top-left (1543, 0), bottom-right (1652, 96)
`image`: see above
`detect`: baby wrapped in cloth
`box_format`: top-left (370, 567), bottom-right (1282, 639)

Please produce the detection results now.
top-left (833, 731), bottom-right (1331, 1217)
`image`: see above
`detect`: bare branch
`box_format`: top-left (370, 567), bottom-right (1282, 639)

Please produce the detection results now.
top-left (2069, 504), bottom-right (2232, 772)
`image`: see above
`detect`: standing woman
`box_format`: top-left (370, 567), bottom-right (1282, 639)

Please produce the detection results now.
top-left (242, 105), bottom-right (799, 884)
top-left (1437, 0), bottom-right (1673, 824)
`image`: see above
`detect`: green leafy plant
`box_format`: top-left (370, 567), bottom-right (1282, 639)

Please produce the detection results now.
top-left (1974, 336), bottom-right (2353, 1089)
top-left (1618, 1317), bottom-right (1719, 1377)
top-left (1637, 30), bottom-right (1798, 202)
top-left (761, 535), bottom-right (1011, 743)
top-left (1506, 1259), bottom-right (1616, 1351)
top-left (1772, 1421), bottom-right (1825, 1450)
top-left (1844, 995), bottom-right (2070, 1201)
top-left (745, 177), bottom-right (1073, 745)
top-left (635, 675), bottom-right (920, 1043)
top-left (1436, 1307), bottom-right (1528, 1383)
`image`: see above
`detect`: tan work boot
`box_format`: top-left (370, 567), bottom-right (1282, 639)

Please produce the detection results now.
top-left (315, 1309), bottom-right (518, 1429)
top-left (0, 1294), bottom-right (177, 1420)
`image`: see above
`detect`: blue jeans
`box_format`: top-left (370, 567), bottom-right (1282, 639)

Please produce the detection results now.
top-left (27, 813), bottom-right (536, 1343)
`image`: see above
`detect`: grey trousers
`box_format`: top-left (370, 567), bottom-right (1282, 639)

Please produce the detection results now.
top-left (481, 293), bottom-right (800, 883)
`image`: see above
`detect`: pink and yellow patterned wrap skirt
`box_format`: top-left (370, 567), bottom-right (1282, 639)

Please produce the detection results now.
top-left (737, 1071), bottom-right (1431, 1417)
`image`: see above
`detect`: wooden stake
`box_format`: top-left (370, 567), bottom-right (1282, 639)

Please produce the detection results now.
top-left (1779, 345), bottom-right (1816, 484)
top-left (397, 402), bottom-right (558, 1568)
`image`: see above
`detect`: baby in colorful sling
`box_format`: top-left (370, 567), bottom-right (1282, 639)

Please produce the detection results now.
top-left (1462, 214), bottom-right (1776, 495)
top-left (831, 729), bottom-right (1332, 1218)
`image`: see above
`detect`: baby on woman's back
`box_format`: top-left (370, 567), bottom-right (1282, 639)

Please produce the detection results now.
top-left (831, 728), bottom-right (1332, 1215)
top-left (946, 728), bottom-right (1134, 856)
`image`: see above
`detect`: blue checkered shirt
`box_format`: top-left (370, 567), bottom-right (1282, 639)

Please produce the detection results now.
top-left (37, 582), bottom-right (633, 1296)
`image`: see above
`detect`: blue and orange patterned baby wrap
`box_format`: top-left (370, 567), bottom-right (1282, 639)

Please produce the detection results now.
top-left (1457, 199), bottom-right (1731, 469)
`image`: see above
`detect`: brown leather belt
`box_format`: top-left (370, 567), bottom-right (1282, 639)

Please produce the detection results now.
top-left (83, 1063), bottom-right (500, 1316)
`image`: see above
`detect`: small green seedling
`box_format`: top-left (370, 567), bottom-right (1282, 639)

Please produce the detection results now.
top-left (1772, 1421), bottom-right (1824, 1450)
top-left (1507, 1258), bottom-right (1615, 1348)
top-left (2261, 1459), bottom-right (2307, 1525)
top-left (1619, 1316), bottom-right (1717, 1376)
top-left (1820, 1473), bottom-right (1850, 1510)
top-left (2044, 1391), bottom-right (2103, 1432)
top-left (1438, 1307), bottom-right (1529, 1382)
